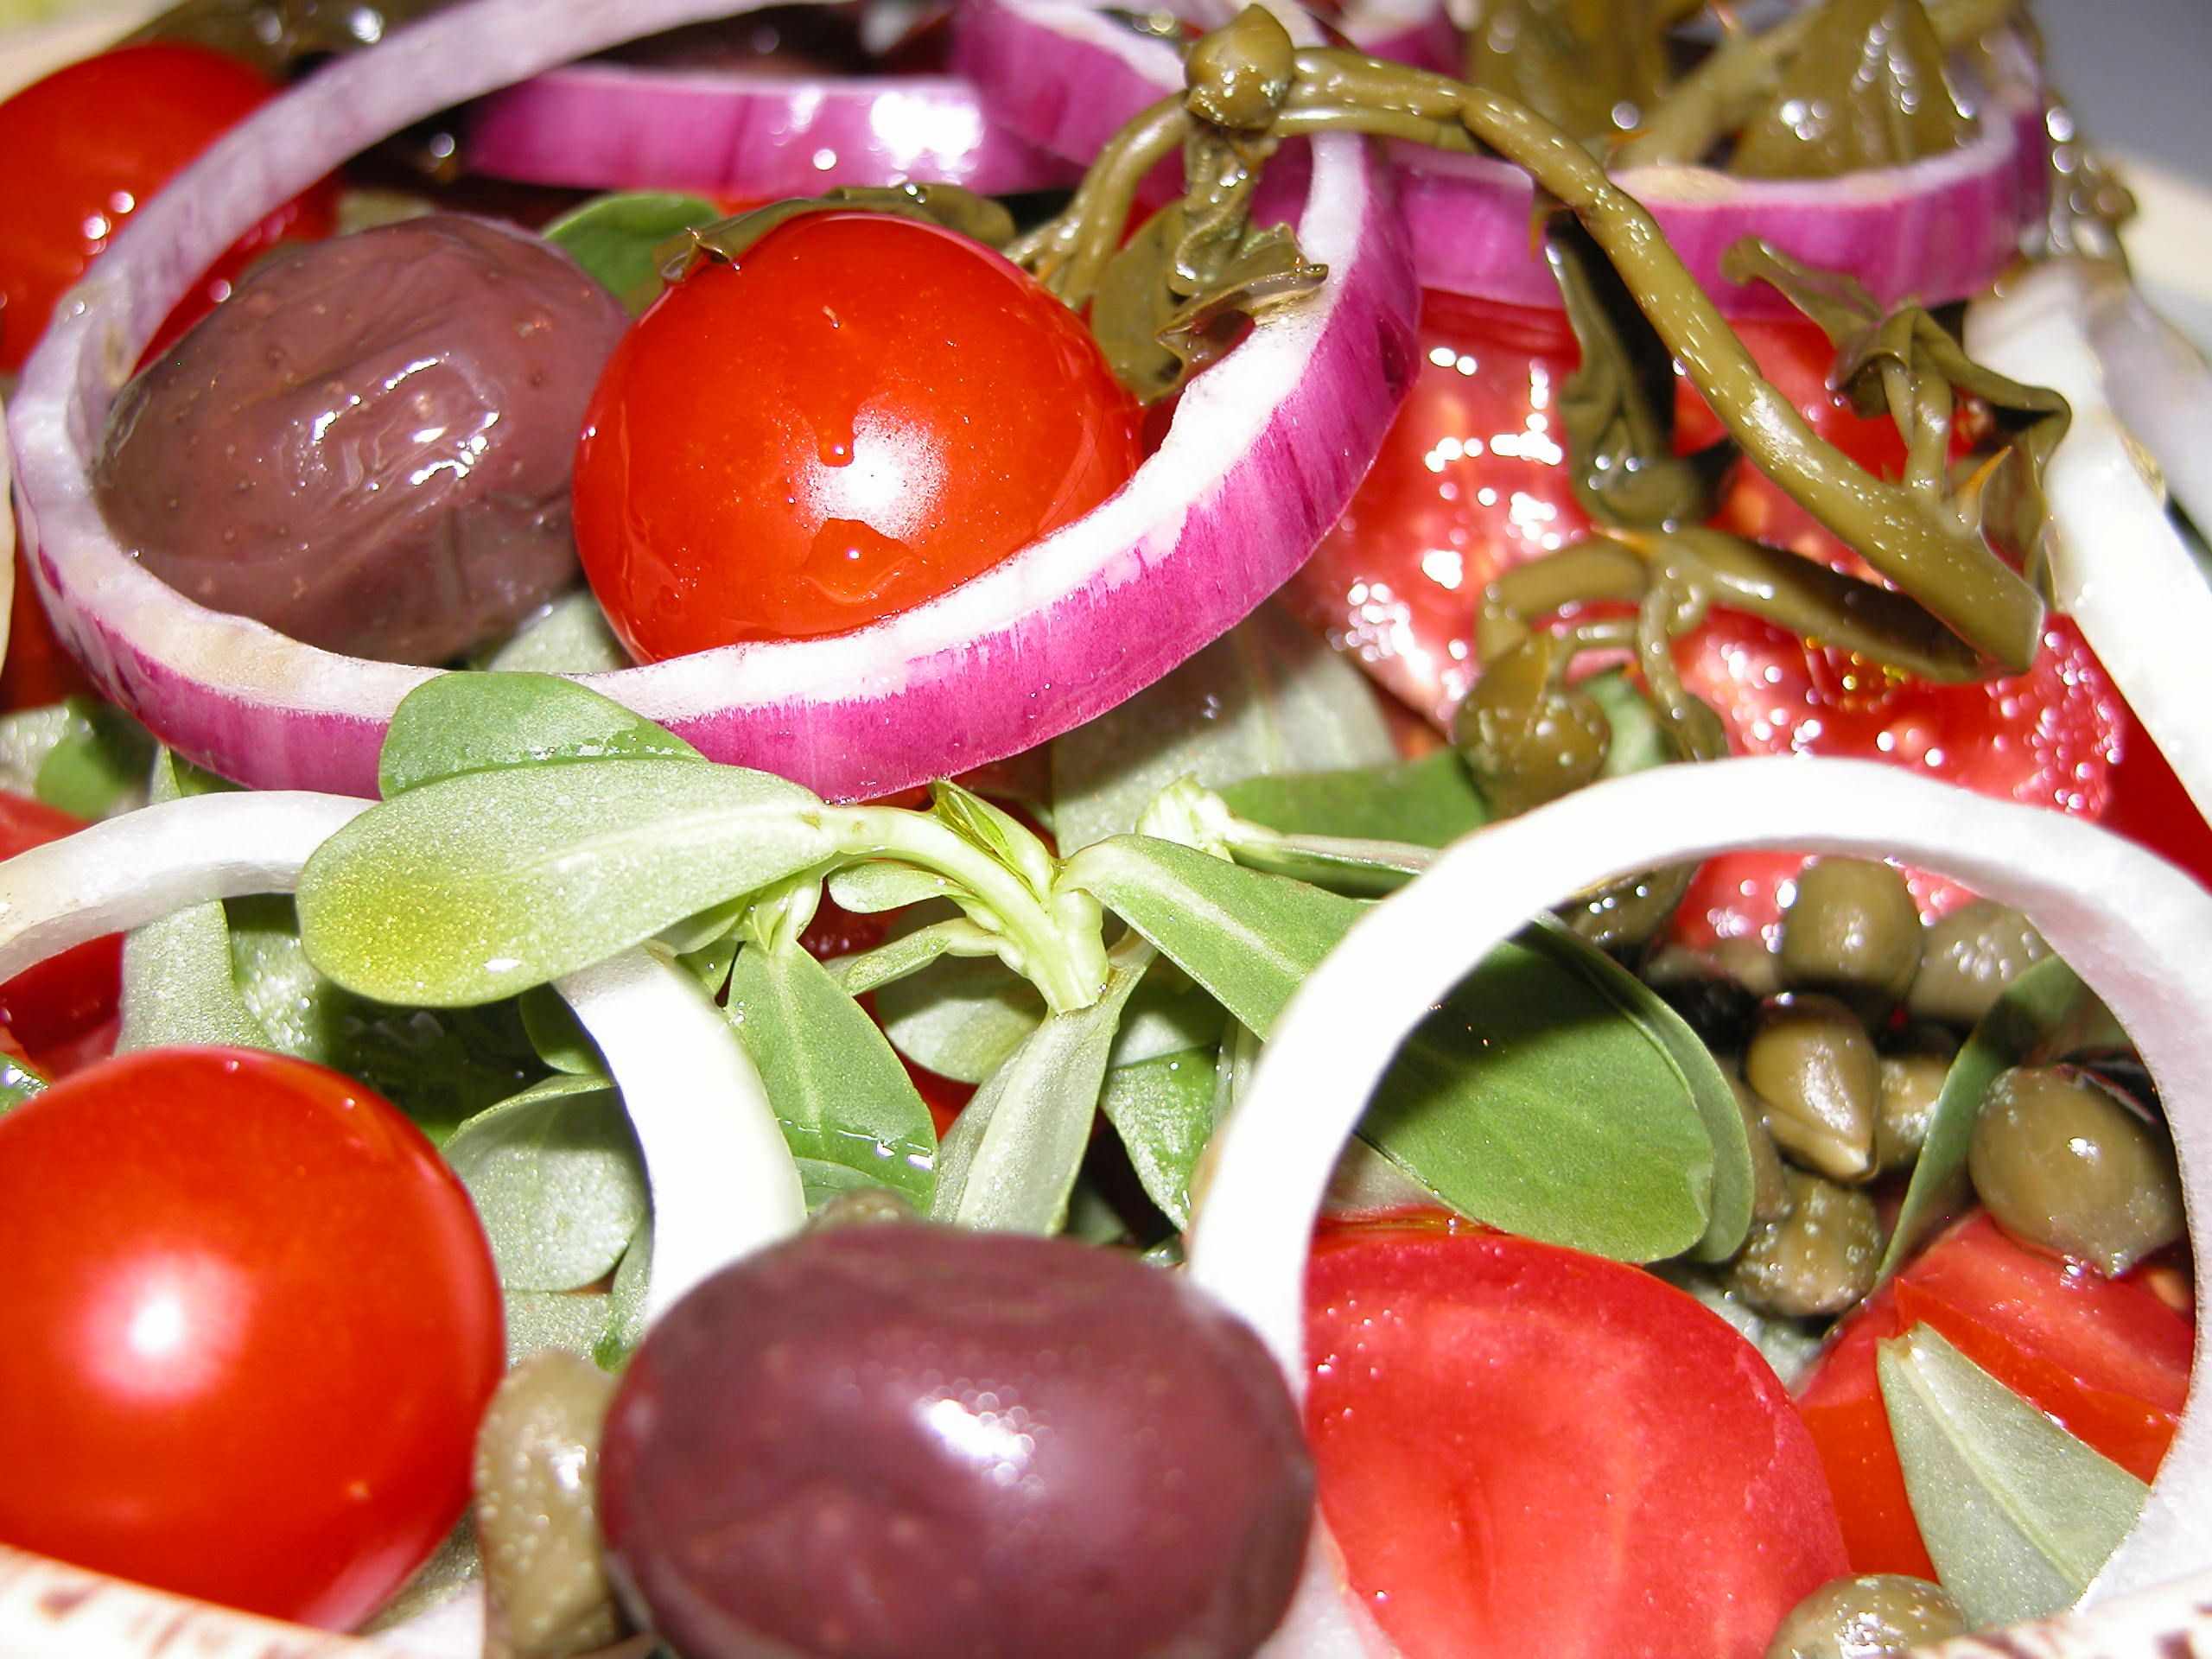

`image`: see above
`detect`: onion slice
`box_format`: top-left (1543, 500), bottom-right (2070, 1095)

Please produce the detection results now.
top-left (1188, 757), bottom-right (2212, 1620)
top-left (466, 61), bottom-right (1078, 197)
top-left (1966, 260), bottom-right (2212, 823)
top-left (9, 0), bottom-right (1414, 802)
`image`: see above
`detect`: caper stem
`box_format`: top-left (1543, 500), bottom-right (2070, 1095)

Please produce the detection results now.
top-left (1004, 93), bottom-right (1191, 306)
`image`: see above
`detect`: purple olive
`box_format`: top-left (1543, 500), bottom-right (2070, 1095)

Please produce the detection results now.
top-left (599, 1224), bottom-right (1313, 1659)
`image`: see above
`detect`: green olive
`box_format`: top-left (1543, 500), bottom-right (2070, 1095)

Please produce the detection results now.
top-left (473, 1351), bottom-right (626, 1659)
top-left (1874, 1052), bottom-right (1948, 1174)
top-left (1731, 1073), bottom-right (1796, 1225)
top-left (1745, 995), bottom-right (1880, 1181)
top-left (1726, 1169), bottom-right (1883, 1319)
top-left (1967, 1064), bottom-right (2187, 1275)
top-left (1778, 858), bottom-right (1923, 1014)
top-left (1907, 899), bottom-right (2051, 1026)
top-left (1764, 1573), bottom-right (1967, 1659)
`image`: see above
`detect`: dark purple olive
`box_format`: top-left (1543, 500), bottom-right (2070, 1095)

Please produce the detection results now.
top-left (598, 1224), bottom-right (1313, 1659)
top-left (95, 213), bottom-right (626, 665)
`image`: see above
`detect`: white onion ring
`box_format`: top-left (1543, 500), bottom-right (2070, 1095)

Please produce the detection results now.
top-left (5, 0), bottom-right (1416, 800)
top-left (959, 0), bottom-right (2047, 315)
top-left (466, 61), bottom-right (1079, 197)
top-left (1189, 758), bottom-right (2212, 1643)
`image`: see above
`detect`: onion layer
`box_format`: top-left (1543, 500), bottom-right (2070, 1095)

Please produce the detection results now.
top-left (7, 0), bottom-right (1417, 800)
top-left (1188, 758), bottom-right (2212, 1632)
top-left (467, 62), bottom-right (1078, 197)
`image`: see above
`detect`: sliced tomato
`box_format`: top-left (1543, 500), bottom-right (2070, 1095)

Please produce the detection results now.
top-left (1306, 1218), bottom-right (1847, 1659)
top-left (0, 791), bottom-right (119, 1076)
top-left (1796, 1211), bottom-right (2193, 1578)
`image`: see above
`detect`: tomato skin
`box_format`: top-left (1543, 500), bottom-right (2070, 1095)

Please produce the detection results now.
top-left (574, 211), bottom-right (1144, 658)
top-left (1306, 1223), bottom-right (1848, 1659)
top-left (0, 791), bottom-right (119, 1076)
top-left (1796, 1212), bottom-right (2192, 1578)
top-left (0, 43), bottom-right (336, 373)
top-left (0, 1047), bottom-right (505, 1625)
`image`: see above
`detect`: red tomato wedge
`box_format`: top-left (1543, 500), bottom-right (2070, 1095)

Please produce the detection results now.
top-left (1306, 1220), bottom-right (1848, 1659)
top-left (0, 791), bottom-right (119, 1076)
top-left (1796, 1212), bottom-right (2194, 1578)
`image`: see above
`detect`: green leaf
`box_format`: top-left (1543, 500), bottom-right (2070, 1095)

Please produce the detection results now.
top-left (543, 190), bottom-right (721, 315)
top-left (443, 1075), bottom-right (646, 1293)
top-left (1878, 1324), bottom-right (2148, 1625)
top-left (873, 952), bottom-right (1045, 1084)
top-left (31, 696), bottom-right (153, 820)
top-left (1100, 1046), bottom-right (1219, 1229)
top-left (931, 938), bottom-right (1151, 1232)
top-left (1882, 956), bottom-right (2105, 1276)
top-left (931, 779), bottom-right (1055, 899)
top-left (1358, 921), bottom-right (1721, 1262)
top-left (480, 591), bottom-right (628, 674)
top-left (594, 1219), bottom-right (652, 1369)
top-left (0, 1050), bottom-right (47, 1117)
top-left (826, 861), bottom-right (957, 914)
top-left (378, 672), bottom-right (702, 798)
top-left (1050, 601), bottom-right (1394, 855)
top-left (823, 917), bottom-right (1003, 998)
top-left (725, 943), bottom-right (936, 1207)
top-left (297, 758), bottom-right (836, 1006)
top-left (1218, 747), bottom-right (1487, 849)
top-left (1062, 834), bottom-right (1366, 1037)
top-left (519, 985), bottom-right (603, 1075)
top-left (505, 1290), bottom-right (617, 1368)
top-left (1219, 825), bottom-right (1433, 897)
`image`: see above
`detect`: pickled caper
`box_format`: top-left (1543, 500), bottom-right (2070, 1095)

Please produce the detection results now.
top-left (473, 1351), bottom-right (626, 1659)
top-left (1778, 858), bottom-right (1923, 1014)
top-left (1967, 1064), bottom-right (2186, 1275)
top-left (1745, 995), bottom-right (1880, 1181)
top-left (1907, 899), bottom-right (2051, 1026)
top-left (807, 1185), bottom-right (918, 1230)
top-left (1726, 1168), bottom-right (1883, 1319)
top-left (1874, 1052), bottom-right (1948, 1174)
top-left (1453, 634), bottom-right (1611, 819)
top-left (1764, 1573), bottom-right (1967, 1659)
top-left (1731, 1073), bottom-right (1796, 1225)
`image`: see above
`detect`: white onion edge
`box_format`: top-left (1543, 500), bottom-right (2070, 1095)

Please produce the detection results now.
top-left (0, 792), bottom-right (808, 1659)
top-left (1186, 757), bottom-right (2212, 1645)
top-left (1965, 264), bottom-right (2212, 826)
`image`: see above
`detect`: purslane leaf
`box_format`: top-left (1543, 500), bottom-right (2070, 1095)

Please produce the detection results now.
top-left (872, 951), bottom-right (1045, 1084)
top-left (1218, 747), bottom-right (1487, 849)
top-left (543, 190), bottom-right (722, 315)
top-left (442, 1074), bottom-right (646, 1294)
top-left (725, 942), bottom-right (937, 1208)
top-left (1879, 1324), bottom-right (2148, 1625)
top-left (297, 758), bottom-right (836, 1006)
top-left (823, 918), bottom-right (1005, 999)
top-left (377, 672), bottom-right (704, 799)
top-left (1098, 1046), bottom-right (1218, 1230)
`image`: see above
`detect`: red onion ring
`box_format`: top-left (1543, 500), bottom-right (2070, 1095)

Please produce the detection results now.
top-left (466, 61), bottom-right (1079, 198)
top-left (5, 0), bottom-right (1417, 800)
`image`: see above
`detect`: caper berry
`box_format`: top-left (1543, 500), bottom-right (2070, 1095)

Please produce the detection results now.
top-left (1779, 859), bottom-right (1923, 1014)
top-left (1726, 1169), bottom-right (1883, 1319)
top-left (1907, 899), bottom-right (2050, 1026)
top-left (1967, 1064), bottom-right (2186, 1275)
top-left (1764, 1573), bottom-right (1967, 1658)
top-left (1874, 1052), bottom-right (1948, 1174)
top-left (1745, 995), bottom-right (1880, 1181)
top-left (473, 1351), bottom-right (625, 1659)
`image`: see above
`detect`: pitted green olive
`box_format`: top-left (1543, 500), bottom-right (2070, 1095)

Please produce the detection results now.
top-left (1967, 1064), bottom-right (2186, 1275)
top-left (1779, 858), bottom-right (1923, 1014)
top-left (1764, 1573), bottom-right (1967, 1658)
top-left (1874, 1052), bottom-right (1948, 1174)
top-left (1727, 1169), bottom-right (1883, 1319)
top-left (1907, 899), bottom-right (2050, 1026)
top-left (1745, 995), bottom-right (1880, 1181)
top-left (473, 1351), bottom-right (626, 1659)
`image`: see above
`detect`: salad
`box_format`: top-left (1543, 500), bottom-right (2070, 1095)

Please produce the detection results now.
top-left (0, 0), bottom-right (2207, 1656)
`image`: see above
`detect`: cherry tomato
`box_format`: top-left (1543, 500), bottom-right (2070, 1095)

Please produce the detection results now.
top-left (0, 1046), bottom-right (505, 1625)
top-left (0, 42), bottom-right (337, 373)
top-left (573, 210), bottom-right (1144, 658)
top-left (1306, 1218), bottom-right (1848, 1659)
top-left (0, 550), bottom-right (98, 713)
top-left (0, 791), bottom-right (119, 1076)
top-left (1795, 1212), bottom-right (2192, 1578)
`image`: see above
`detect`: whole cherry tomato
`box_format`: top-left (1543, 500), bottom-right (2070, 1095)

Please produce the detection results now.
top-left (1306, 1217), bottom-right (1847, 1659)
top-left (573, 210), bottom-right (1144, 658)
top-left (1795, 1212), bottom-right (2193, 1579)
top-left (0, 791), bottom-right (118, 1076)
top-left (0, 41), bottom-right (337, 372)
top-left (0, 1046), bottom-right (505, 1625)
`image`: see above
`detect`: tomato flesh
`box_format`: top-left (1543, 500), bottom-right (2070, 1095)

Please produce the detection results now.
top-left (0, 43), bottom-right (336, 373)
top-left (1306, 1220), bottom-right (1847, 1659)
top-left (573, 211), bottom-right (1144, 658)
top-left (1796, 1212), bottom-right (2193, 1578)
top-left (0, 791), bottom-right (119, 1077)
top-left (0, 1047), bottom-right (505, 1625)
